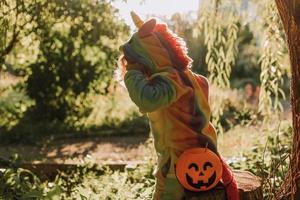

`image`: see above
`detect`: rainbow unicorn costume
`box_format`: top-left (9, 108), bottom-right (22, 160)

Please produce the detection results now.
top-left (119, 12), bottom-right (239, 200)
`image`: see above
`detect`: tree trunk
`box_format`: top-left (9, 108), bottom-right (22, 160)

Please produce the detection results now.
top-left (275, 1), bottom-right (300, 199)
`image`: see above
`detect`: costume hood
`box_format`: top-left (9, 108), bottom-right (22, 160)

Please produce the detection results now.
top-left (119, 12), bottom-right (192, 74)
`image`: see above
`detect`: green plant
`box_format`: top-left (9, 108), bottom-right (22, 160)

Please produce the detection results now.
top-left (0, 154), bottom-right (62, 200)
top-left (26, 0), bottom-right (130, 123)
top-left (230, 123), bottom-right (292, 199)
top-left (0, 83), bottom-right (34, 131)
top-left (258, 0), bottom-right (286, 116)
top-left (0, 151), bottom-right (157, 199)
top-left (197, 0), bottom-right (240, 133)
top-left (0, 0), bottom-right (43, 66)
top-left (78, 165), bottom-right (155, 200)
top-left (230, 25), bottom-right (261, 88)
top-left (219, 99), bottom-right (257, 131)
top-left (0, 168), bottom-right (44, 199)
top-left (201, 0), bottom-right (239, 89)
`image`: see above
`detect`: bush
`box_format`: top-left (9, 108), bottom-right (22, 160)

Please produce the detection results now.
top-left (0, 157), bottom-right (155, 200)
top-left (0, 154), bottom-right (61, 200)
top-left (0, 83), bottom-right (34, 131)
top-left (26, 0), bottom-right (130, 122)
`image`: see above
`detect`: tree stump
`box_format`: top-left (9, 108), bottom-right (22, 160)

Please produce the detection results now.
top-left (185, 170), bottom-right (262, 200)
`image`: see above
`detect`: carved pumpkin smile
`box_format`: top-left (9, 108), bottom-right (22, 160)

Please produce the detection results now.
top-left (185, 162), bottom-right (217, 190)
top-left (175, 148), bottom-right (222, 192)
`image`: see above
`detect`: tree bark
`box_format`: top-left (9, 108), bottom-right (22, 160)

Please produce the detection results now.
top-left (275, 0), bottom-right (300, 199)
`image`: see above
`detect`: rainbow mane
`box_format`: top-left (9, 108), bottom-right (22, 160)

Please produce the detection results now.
top-left (154, 23), bottom-right (192, 70)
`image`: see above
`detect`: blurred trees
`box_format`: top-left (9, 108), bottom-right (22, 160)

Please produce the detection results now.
top-left (201, 0), bottom-right (239, 89)
top-left (165, 13), bottom-right (208, 76)
top-left (1, 0), bottom-right (130, 125)
top-left (258, 0), bottom-right (286, 116)
top-left (198, 0), bottom-right (240, 133)
top-left (0, 0), bottom-right (43, 68)
top-left (26, 0), bottom-right (130, 122)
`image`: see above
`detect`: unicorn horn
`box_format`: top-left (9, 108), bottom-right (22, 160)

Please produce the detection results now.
top-left (130, 11), bottom-right (144, 29)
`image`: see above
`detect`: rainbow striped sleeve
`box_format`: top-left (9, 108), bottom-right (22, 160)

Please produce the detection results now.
top-left (124, 70), bottom-right (177, 113)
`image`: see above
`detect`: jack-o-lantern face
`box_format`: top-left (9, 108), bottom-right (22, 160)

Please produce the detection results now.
top-left (175, 148), bottom-right (222, 192)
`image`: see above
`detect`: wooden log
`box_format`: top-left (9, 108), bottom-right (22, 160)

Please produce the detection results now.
top-left (235, 170), bottom-right (263, 200)
top-left (185, 170), bottom-right (262, 200)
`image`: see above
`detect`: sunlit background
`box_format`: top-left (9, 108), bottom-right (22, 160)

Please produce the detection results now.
top-left (112, 0), bottom-right (200, 30)
top-left (112, 0), bottom-right (255, 31)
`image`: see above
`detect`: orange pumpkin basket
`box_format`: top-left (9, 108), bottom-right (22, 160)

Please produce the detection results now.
top-left (175, 147), bottom-right (223, 192)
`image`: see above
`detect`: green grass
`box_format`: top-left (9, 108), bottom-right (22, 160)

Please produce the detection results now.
top-left (0, 161), bottom-right (156, 200)
top-left (0, 122), bottom-right (292, 199)
top-left (224, 120), bottom-right (292, 199)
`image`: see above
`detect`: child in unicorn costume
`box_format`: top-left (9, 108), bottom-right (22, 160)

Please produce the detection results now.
top-left (118, 12), bottom-right (239, 200)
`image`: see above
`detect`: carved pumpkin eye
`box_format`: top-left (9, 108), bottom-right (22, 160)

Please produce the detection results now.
top-left (188, 163), bottom-right (199, 171)
top-left (175, 148), bottom-right (223, 192)
top-left (203, 162), bottom-right (213, 170)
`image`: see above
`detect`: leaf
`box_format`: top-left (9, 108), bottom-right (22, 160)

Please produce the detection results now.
top-left (20, 190), bottom-right (43, 199)
top-left (45, 185), bottom-right (62, 200)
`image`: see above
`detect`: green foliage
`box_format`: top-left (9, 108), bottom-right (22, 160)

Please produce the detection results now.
top-left (0, 168), bottom-right (44, 199)
top-left (25, 0), bottom-right (129, 122)
top-left (230, 24), bottom-right (261, 88)
top-left (220, 100), bottom-right (258, 131)
top-left (0, 83), bottom-right (149, 143)
top-left (0, 154), bottom-right (61, 200)
top-left (1, 0), bottom-right (289, 138)
top-left (230, 122), bottom-right (292, 199)
top-left (0, 0), bottom-right (137, 140)
top-left (0, 161), bottom-right (155, 200)
top-left (167, 10), bottom-right (261, 89)
top-left (160, 13), bottom-right (208, 77)
top-left (258, 0), bottom-right (286, 116)
top-left (208, 86), bottom-right (261, 133)
top-left (64, 165), bottom-right (155, 200)
top-left (0, 0), bottom-right (43, 66)
top-left (200, 0), bottom-right (239, 89)
top-left (196, 0), bottom-right (240, 133)
top-left (0, 83), bottom-right (34, 131)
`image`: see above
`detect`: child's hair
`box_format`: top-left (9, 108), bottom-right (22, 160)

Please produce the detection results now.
top-left (116, 54), bottom-right (127, 80)
top-left (115, 54), bottom-right (149, 84)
